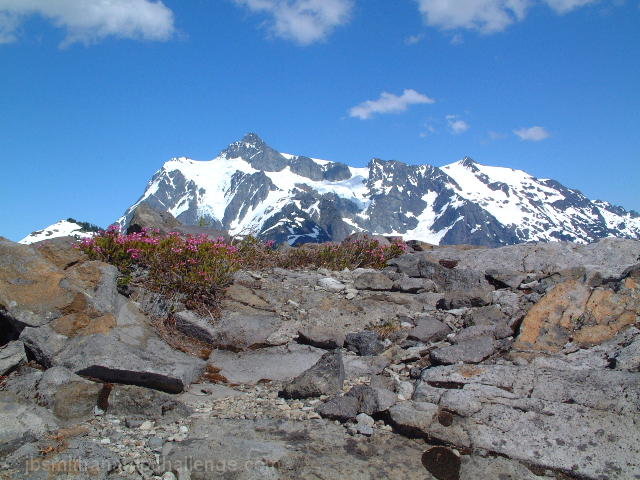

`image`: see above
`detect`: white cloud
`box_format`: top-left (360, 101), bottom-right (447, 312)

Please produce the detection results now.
top-left (405, 33), bottom-right (425, 45)
top-left (514, 126), bottom-right (550, 141)
top-left (447, 114), bottom-right (470, 134)
top-left (414, 0), bottom-right (603, 33)
top-left (415, 0), bottom-right (531, 33)
top-left (543, 0), bottom-right (598, 13)
top-left (0, 0), bottom-right (175, 46)
top-left (233, 0), bottom-right (353, 45)
top-left (349, 89), bottom-right (435, 120)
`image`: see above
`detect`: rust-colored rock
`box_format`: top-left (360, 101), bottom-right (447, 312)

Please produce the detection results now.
top-left (32, 237), bottom-right (88, 270)
top-left (51, 313), bottom-right (117, 337)
top-left (0, 239), bottom-right (73, 330)
top-left (514, 269), bottom-right (639, 353)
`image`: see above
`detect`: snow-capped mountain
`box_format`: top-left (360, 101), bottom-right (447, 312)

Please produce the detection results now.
top-left (119, 133), bottom-right (640, 247)
top-left (19, 219), bottom-right (101, 245)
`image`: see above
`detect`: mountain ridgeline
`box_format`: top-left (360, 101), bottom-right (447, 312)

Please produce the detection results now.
top-left (119, 133), bottom-right (640, 247)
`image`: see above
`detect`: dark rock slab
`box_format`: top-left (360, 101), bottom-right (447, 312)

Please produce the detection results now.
top-left (281, 349), bottom-right (345, 399)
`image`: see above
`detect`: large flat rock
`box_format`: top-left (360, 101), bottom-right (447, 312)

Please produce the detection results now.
top-left (208, 343), bottom-right (325, 385)
top-left (408, 361), bottom-right (640, 479)
top-left (161, 417), bottom-right (429, 480)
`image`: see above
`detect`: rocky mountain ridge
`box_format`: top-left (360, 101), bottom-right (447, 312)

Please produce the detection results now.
top-left (117, 133), bottom-right (640, 247)
top-left (19, 219), bottom-right (101, 245)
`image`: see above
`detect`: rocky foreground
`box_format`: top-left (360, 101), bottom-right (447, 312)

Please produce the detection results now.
top-left (1, 235), bottom-right (639, 479)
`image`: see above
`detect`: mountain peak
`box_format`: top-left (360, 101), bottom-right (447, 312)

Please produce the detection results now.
top-left (241, 132), bottom-right (265, 146)
top-left (460, 156), bottom-right (477, 168)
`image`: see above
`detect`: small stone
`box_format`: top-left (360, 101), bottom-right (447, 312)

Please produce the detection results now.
top-left (179, 425), bottom-right (189, 434)
top-left (162, 473), bottom-right (177, 480)
top-left (99, 438), bottom-right (111, 444)
top-left (396, 381), bottom-right (415, 401)
top-left (318, 277), bottom-right (346, 292)
top-left (139, 420), bottom-right (154, 431)
top-left (148, 437), bottom-right (164, 452)
top-left (355, 413), bottom-right (375, 427)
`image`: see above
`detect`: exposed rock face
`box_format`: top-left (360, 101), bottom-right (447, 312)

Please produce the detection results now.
top-left (514, 265), bottom-right (640, 353)
top-left (125, 202), bottom-right (227, 239)
top-left (1, 236), bottom-right (640, 479)
top-left (410, 356), bottom-right (640, 480)
top-left (0, 341), bottom-right (26, 375)
top-left (1, 240), bottom-right (205, 393)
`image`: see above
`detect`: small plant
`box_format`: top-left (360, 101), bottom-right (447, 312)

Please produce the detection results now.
top-left (370, 320), bottom-right (405, 339)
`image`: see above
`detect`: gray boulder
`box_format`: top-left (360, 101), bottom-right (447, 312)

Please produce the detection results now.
top-left (173, 310), bottom-right (218, 344)
top-left (0, 340), bottom-right (26, 375)
top-left (430, 336), bottom-right (497, 364)
top-left (297, 326), bottom-right (345, 349)
top-left (318, 277), bottom-right (346, 292)
top-left (393, 275), bottom-right (437, 293)
top-left (55, 333), bottom-right (205, 393)
top-left (453, 324), bottom-right (512, 342)
top-left (0, 392), bottom-right (58, 455)
top-left (201, 311), bottom-right (280, 351)
top-left (5, 437), bottom-right (119, 480)
top-left (106, 384), bottom-right (191, 422)
top-left (345, 331), bottom-right (385, 356)
top-left (37, 367), bottom-right (102, 420)
top-left (407, 316), bottom-right (451, 343)
top-left (281, 349), bottom-right (345, 399)
top-left (208, 343), bottom-right (324, 385)
top-left (316, 395), bottom-right (360, 422)
top-left (342, 354), bottom-right (390, 378)
top-left (354, 271), bottom-right (394, 291)
top-left (3, 366), bottom-right (102, 421)
top-left (345, 384), bottom-right (397, 415)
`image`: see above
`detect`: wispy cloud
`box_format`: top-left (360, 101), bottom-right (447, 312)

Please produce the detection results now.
top-left (447, 114), bottom-right (470, 134)
top-left (0, 0), bottom-right (175, 47)
top-left (543, 0), bottom-right (598, 14)
top-left (233, 0), bottom-right (353, 45)
top-left (488, 130), bottom-right (507, 140)
top-left (414, 0), bottom-right (602, 34)
top-left (420, 124), bottom-right (437, 138)
top-left (514, 126), bottom-right (551, 141)
top-left (349, 89), bottom-right (436, 120)
top-left (415, 0), bottom-right (530, 33)
top-left (404, 33), bottom-right (425, 45)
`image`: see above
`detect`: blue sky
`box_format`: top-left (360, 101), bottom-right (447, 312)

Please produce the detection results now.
top-left (1, 0), bottom-right (638, 241)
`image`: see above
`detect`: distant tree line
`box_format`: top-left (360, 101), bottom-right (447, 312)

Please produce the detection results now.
top-left (66, 218), bottom-right (103, 233)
